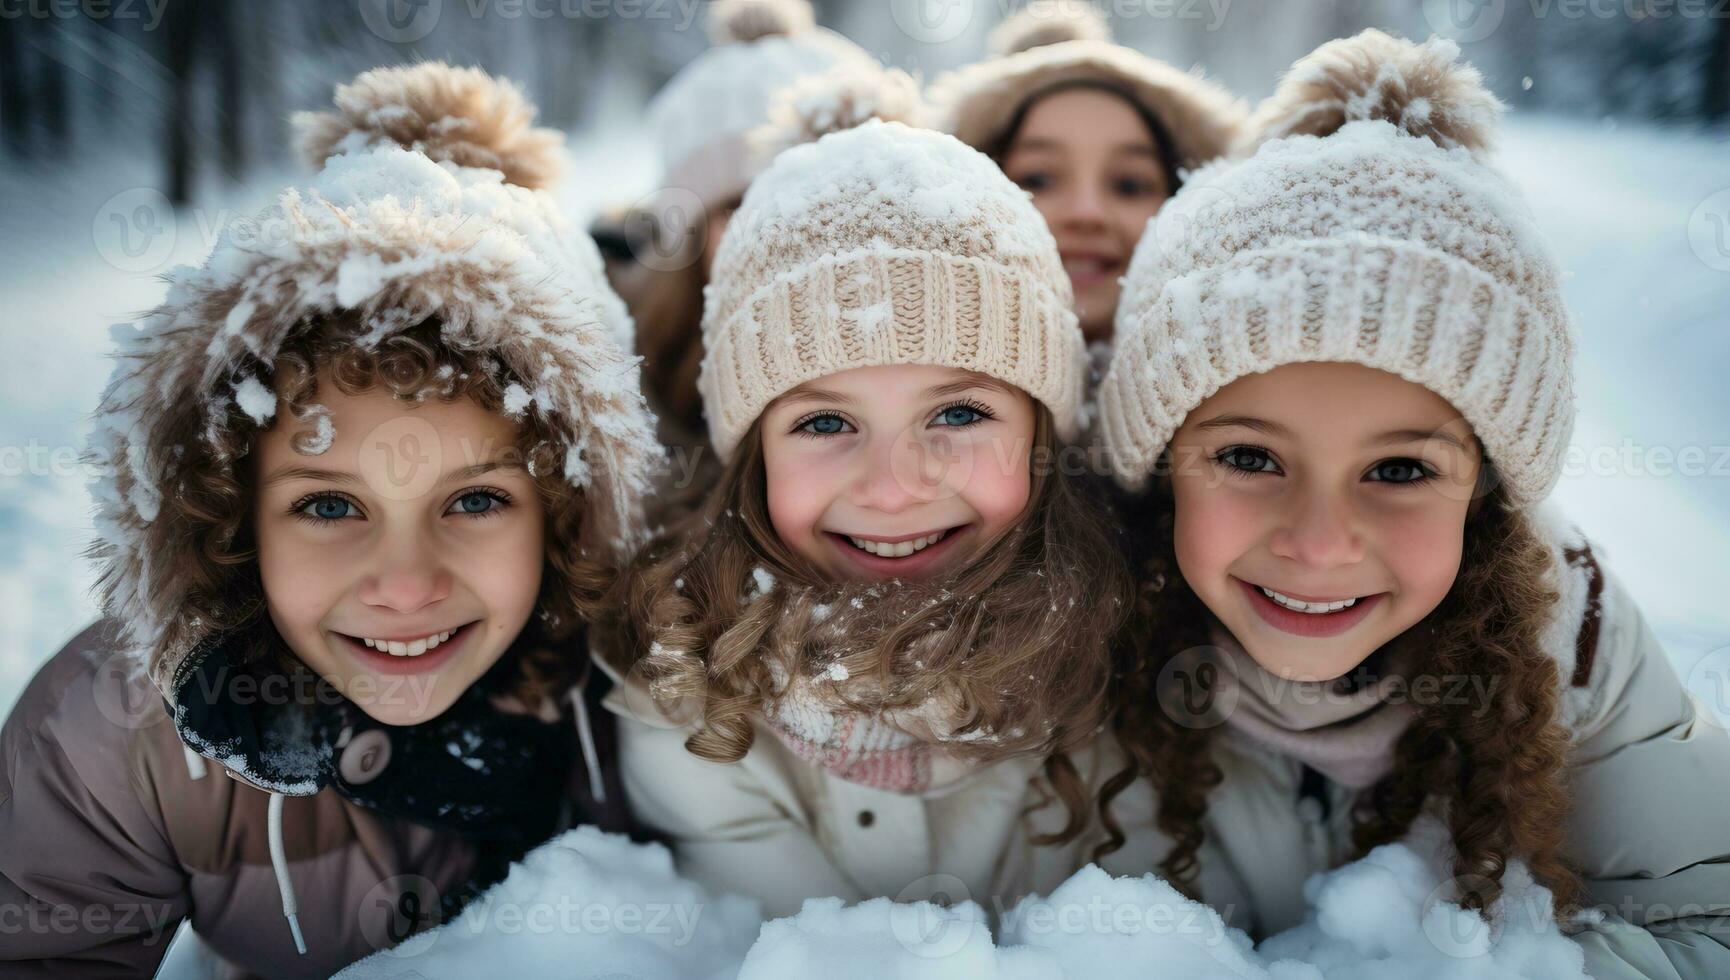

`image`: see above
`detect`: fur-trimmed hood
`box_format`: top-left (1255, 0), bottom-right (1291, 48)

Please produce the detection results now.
top-left (86, 73), bottom-right (661, 702)
top-left (925, 4), bottom-right (1246, 170)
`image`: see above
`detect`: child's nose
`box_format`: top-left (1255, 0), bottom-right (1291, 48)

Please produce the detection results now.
top-left (357, 536), bottom-right (453, 613)
top-left (848, 430), bottom-right (952, 512)
top-left (1268, 489), bottom-right (1366, 569)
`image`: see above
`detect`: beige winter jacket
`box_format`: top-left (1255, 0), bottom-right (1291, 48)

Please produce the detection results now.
top-left (1148, 514), bottom-right (1730, 977)
top-left (597, 656), bottom-right (1170, 921)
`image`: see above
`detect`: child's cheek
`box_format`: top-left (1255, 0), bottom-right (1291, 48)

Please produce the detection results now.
top-left (959, 434), bottom-right (1031, 539)
top-left (1172, 481), bottom-right (1262, 597)
top-left (765, 450), bottom-right (835, 566)
top-left (257, 531), bottom-right (346, 673)
top-left (1375, 502), bottom-right (1468, 623)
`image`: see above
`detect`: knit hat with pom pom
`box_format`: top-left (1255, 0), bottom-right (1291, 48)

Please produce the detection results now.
top-left (89, 63), bottom-right (661, 703)
top-left (698, 82), bottom-right (1086, 460)
top-left (1096, 31), bottom-right (1575, 505)
top-left (648, 0), bottom-right (877, 210)
top-left (926, 0), bottom-right (1246, 172)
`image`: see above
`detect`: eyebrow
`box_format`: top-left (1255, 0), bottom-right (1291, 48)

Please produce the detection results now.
top-left (1007, 137), bottom-right (1158, 158)
top-left (261, 459), bottom-right (524, 489)
top-left (1193, 414), bottom-right (1292, 438)
top-left (775, 386), bottom-right (858, 409)
top-left (1371, 428), bottom-right (1474, 454)
top-left (924, 378), bottom-right (1015, 399)
top-left (1195, 415), bottom-right (1473, 453)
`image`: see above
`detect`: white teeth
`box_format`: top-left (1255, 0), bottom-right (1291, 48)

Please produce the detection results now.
top-left (356, 627), bottom-right (458, 656)
top-left (1259, 586), bottom-right (1359, 615)
top-left (846, 531), bottom-right (946, 558)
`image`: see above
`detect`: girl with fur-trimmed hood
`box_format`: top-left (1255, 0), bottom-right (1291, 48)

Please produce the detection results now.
top-left (0, 64), bottom-right (660, 978)
top-left (1095, 32), bottom-right (1730, 974)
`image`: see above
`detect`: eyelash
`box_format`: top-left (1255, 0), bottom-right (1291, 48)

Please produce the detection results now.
top-left (930, 398), bottom-right (995, 428)
top-left (1211, 447), bottom-right (1437, 485)
top-left (287, 486), bottom-right (515, 525)
top-left (788, 399), bottom-right (999, 439)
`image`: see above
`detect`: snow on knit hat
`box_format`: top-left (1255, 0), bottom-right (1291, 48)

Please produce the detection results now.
top-left (648, 0), bottom-right (878, 210)
top-left (925, 1), bottom-right (1246, 171)
top-left (698, 108), bottom-right (1086, 460)
top-left (90, 63), bottom-right (661, 699)
top-left (1096, 31), bottom-right (1575, 506)
top-left (295, 61), bottom-right (638, 354)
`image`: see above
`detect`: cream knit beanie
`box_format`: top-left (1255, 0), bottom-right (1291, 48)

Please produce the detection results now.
top-left (698, 111), bottom-right (1086, 460)
top-left (926, 1), bottom-right (1246, 171)
top-left (1097, 31), bottom-right (1575, 505)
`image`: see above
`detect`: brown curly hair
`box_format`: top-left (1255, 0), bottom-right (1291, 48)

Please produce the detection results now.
top-left (604, 407), bottom-right (1135, 844)
top-left (1097, 465), bottom-right (1581, 915)
top-left (157, 314), bottom-right (615, 710)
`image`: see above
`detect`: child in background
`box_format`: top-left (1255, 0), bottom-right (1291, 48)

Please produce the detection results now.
top-left (0, 64), bottom-right (660, 978)
top-left (927, 0), bottom-right (1245, 349)
top-left (1095, 32), bottom-right (1730, 974)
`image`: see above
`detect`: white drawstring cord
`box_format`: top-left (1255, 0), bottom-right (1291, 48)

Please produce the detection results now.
top-left (569, 687), bottom-right (606, 804)
top-left (181, 745), bottom-right (207, 781)
top-left (266, 792), bottom-right (308, 955)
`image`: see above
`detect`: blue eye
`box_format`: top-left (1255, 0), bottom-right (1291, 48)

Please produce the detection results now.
top-left (293, 494), bottom-right (359, 524)
top-left (794, 413), bottom-right (852, 437)
top-left (1014, 172), bottom-right (1051, 192)
top-left (1367, 459), bottom-right (1434, 484)
top-left (448, 489), bottom-right (512, 518)
top-left (935, 405), bottom-right (986, 427)
top-left (1216, 447), bottom-right (1280, 475)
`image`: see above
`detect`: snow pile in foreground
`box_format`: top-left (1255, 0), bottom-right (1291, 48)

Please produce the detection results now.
top-left (337, 818), bottom-right (1590, 979)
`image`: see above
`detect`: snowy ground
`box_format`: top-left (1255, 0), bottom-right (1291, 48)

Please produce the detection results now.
top-left (317, 818), bottom-right (1590, 980)
top-left (3, 113), bottom-right (1724, 718)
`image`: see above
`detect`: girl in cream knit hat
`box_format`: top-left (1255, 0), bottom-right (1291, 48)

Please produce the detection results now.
top-left (927, 1), bottom-right (1246, 344)
top-left (1094, 31), bottom-right (1730, 973)
top-left (595, 89), bottom-right (1162, 918)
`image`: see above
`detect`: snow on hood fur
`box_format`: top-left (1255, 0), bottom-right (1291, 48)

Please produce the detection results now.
top-left (86, 66), bottom-right (662, 700)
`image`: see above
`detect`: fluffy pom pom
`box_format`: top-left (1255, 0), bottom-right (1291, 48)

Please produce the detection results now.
top-left (987, 0), bottom-right (1111, 57)
top-left (1245, 30), bottom-right (1504, 155)
top-left (752, 64), bottom-right (924, 160)
top-left (293, 61), bottom-right (564, 189)
top-left (708, 0), bottom-right (816, 44)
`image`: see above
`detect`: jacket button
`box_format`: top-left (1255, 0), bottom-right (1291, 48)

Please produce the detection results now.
top-left (857, 810), bottom-right (875, 828)
top-left (340, 729), bottom-right (392, 785)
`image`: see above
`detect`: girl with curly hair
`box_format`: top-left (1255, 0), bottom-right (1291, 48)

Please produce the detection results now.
top-left (1093, 31), bottom-right (1730, 974)
top-left (0, 64), bottom-right (660, 977)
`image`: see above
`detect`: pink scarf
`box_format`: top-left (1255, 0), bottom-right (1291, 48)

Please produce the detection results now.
top-left (1210, 625), bottom-right (1417, 789)
top-left (763, 668), bottom-right (984, 795)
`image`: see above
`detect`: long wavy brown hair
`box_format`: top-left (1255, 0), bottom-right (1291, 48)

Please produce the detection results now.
top-left (160, 314), bottom-right (614, 710)
top-left (605, 407), bottom-right (1135, 843)
top-left (1098, 465), bottom-right (1580, 915)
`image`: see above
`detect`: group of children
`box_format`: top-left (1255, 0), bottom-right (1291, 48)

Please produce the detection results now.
top-left (3, 1), bottom-right (1727, 977)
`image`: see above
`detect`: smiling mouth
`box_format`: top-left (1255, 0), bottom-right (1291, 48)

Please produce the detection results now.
top-left (1254, 586), bottom-right (1368, 615)
top-left (835, 527), bottom-right (962, 559)
top-left (335, 620), bottom-right (480, 658)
